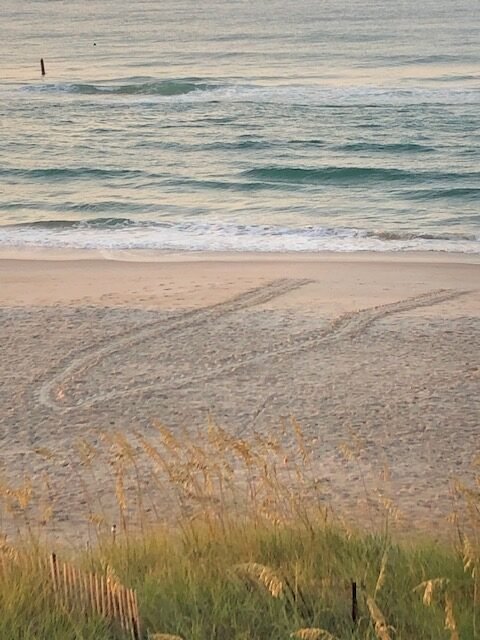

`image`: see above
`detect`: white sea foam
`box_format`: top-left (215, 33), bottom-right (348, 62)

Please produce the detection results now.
top-left (0, 221), bottom-right (478, 254)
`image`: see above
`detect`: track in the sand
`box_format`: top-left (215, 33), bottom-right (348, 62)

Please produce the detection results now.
top-left (37, 278), bottom-right (311, 411)
top-left (37, 280), bottom-right (469, 412)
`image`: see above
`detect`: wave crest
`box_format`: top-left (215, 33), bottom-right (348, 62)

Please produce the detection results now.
top-left (25, 78), bottom-right (217, 97)
top-left (21, 80), bottom-right (480, 106)
top-left (242, 166), bottom-right (476, 185)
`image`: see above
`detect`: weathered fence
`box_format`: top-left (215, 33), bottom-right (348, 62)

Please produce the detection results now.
top-left (49, 552), bottom-right (142, 639)
top-left (0, 546), bottom-right (142, 639)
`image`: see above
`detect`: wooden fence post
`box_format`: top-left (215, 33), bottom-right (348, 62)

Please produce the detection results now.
top-left (351, 581), bottom-right (358, 624)
top-left (49, 553), bottom-right (58, 591)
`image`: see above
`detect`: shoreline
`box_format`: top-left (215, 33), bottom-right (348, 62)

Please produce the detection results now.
top-left (1, 246), bottom-right (479, 311)
top-left (1, 245), bottom-right (480, 263)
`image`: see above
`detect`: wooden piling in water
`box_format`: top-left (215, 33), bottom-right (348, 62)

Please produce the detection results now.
top-left (40, 58), bottom-right (46, 76)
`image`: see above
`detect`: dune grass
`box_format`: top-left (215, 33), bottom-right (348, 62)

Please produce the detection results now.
top-left (0, 419), bottom-right (478, 639)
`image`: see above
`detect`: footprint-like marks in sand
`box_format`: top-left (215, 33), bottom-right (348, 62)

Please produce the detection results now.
top-left (38, 283), bottom-right (469, 412)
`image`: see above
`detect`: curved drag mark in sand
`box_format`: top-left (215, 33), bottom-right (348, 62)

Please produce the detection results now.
top-left (38, 278), bottom-right (312, 412)
top-left (93, 287), bottom-right (471, 406)
top-left (302, 287), bottom-right (471, 344)
top-left (130, 287), bottom-right (470, 395)
top-left (40, 287), bottom-right (469, 412)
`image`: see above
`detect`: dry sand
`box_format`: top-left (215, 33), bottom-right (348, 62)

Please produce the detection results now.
top-left (0, 249), bottom-right (479, 544)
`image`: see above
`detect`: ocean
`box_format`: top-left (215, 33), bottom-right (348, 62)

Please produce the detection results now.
top-left (1, 0), bottom-right (479, 253)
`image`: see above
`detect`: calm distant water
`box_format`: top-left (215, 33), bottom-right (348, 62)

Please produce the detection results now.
top-left (1, 0), bottom-right (479, 253)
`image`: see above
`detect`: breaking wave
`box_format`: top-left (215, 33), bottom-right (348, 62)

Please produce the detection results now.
top-left (0, 218), bottom-right (478, 254)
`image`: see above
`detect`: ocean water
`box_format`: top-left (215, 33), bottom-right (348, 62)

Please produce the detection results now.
top-left (1, 0), bottom-right (479, 253)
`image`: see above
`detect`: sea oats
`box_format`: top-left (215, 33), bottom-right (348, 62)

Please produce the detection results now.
top-left (15, 481), bottom-right (33, 510)
top-left (76, 439), bottom-right (98, 466)
top-left (374, 548), bottom-right (389, 599)
top-left (33, 447), bottom-right (57, 461)
top-left (366, 595), bottom-right (393, 640)
top-left (414, 578), bottom-right (449, 606)
top-left (444, 593), bottom-right (459, 640)
top-left (106, 564), bottom-right (121, 586)
top-left (155, 424), bottom-right (182, 456)
top-left (234, 562), bottom-right (284, 598)
top-left (115, 466), bottom-right (127, 513)
top-left (292, 416), bottom-right (309, 463)
top-left (463, 536), bottom-right (477, 576)
top-left (291, 629), bottom-right (339, 640)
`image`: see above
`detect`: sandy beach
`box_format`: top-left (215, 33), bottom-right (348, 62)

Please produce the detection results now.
top-left (0, 249), bottom-right (479, 543)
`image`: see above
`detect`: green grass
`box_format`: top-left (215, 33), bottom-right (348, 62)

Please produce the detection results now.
top-left (0, 521), bottom-right (478, 639)
top-left (0, 421), bottom-right (478, 639)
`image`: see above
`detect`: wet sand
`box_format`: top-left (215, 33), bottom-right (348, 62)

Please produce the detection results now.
top-left (0, 249), bottom-right (479, 544)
